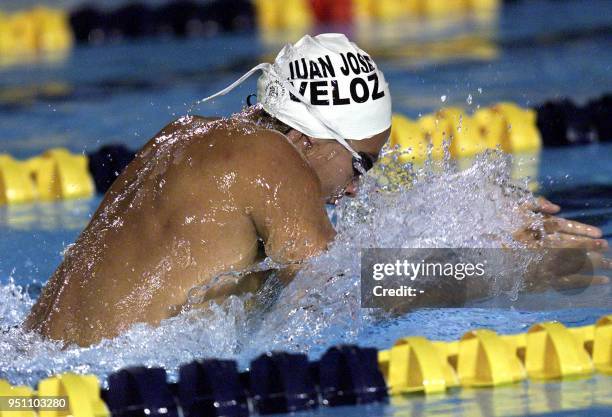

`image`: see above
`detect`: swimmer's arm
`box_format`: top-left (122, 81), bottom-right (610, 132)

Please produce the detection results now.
top-left (249, 187), bottom-right (332, 289)
top-left (191, 131), bottom-right (335, 303)
top-left (255, 176), bottom-right (335, 266)
top-left (247, 133), bottom-right (336, 266)
top-left (263, 193), bottom-right (335, 262)
top-left (256, 182), bottom-right (335, 290)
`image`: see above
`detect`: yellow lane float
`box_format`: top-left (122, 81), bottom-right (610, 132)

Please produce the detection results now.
top-left (0, 148), bottom-right (94, 206)
top-left (37, 373), bottom-right (109, 417)
top-left (492, 102), bottom-right (542, 153)
top-left (0, 155), bottom-right (37, 205)
top-left (0, 7), bottom-right (72, 66)
top-left (29, 7), bottom-right (74, 53)
top-left (457, 329), bottom-right (526, 387)
top-left (355, 0), bottom-right (500, 21)
top-left (378, 336), bottom-right (458, 394)
top-left (378, 317), bottom-right (610, 394)
top-left (0, 380), bottom-right (36, 417)
top-left (436, 106), bottom-right (488, 158)
top-left (27, 148), bottom-right (94, 201)
top-left (525, 322), bottom-right (593, 380)
top-left (0, 316), bottom-right (609, 414)
top-left (253, 0), bottom-right (313, 32)
top-left (389, 114), bottom-right (428, 162)
top-left (390, 102), bottom-right (542, 163)
top-left (0, 12), bottom-right (38, 56)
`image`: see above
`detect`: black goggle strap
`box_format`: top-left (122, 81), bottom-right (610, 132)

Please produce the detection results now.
top-left (246, 94), bottom-right (257, 107)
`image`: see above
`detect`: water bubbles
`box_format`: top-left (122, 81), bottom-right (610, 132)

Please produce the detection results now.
top-left (466, 94), bottom-right (473, 105)
top-left (441, 95), bottom-right (447, 102)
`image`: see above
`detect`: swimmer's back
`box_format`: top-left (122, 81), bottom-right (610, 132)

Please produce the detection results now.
top-left (25, 115), bottom-right (334, 346)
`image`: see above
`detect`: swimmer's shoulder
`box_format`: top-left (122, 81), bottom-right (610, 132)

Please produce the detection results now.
top-left (201, 120), bottom-right (321, 191)
top-left (134, 115), bottom-right (220, 159)
top-left (145, 115), bottom-right (318, 185)
top-left (160, 115), bottom-right (221, 138)
top-left (231, 125), bottom-right (316, 179)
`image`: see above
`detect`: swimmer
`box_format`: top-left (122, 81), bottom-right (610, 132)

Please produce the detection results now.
top-left (24, 34), bottom-right (609, 347)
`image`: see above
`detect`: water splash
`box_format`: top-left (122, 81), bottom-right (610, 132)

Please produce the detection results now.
top-left (0, 117), bottom-right (545, 386)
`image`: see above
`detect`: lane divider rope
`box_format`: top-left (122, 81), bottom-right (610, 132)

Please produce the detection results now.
top-left (0, 95), bottom-right (610, 206)
top-left (0, 315), bottom-right (610, 417)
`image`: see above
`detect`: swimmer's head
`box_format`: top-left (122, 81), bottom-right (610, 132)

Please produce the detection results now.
top-left (200, 33), bottom-right (392, 201)
top-left (255, 33), bottom-right (391, 202)
top-left (201, 33), bottom-right (391, 159)
top-left (256, 33), bottom-right (392, 158)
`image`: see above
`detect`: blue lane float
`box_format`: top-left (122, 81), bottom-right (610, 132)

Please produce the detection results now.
top-left (536, 94), bottom-right (612, 147)
top-left (105, 366), bottom-right (179, 417)
top-left (87, 144), bottom-right (136, 194)
top-left (318, 345), bottom-right (388, 406)
top-left (249, 352), bottom-right (318, 415)
top-left (97, 345), bottom-right (388, 417)
top-left (178, 359), bottom-right (249, 417)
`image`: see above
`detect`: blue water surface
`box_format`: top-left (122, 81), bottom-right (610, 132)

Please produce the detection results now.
top-left (0, 0), bottom-right (611, 415)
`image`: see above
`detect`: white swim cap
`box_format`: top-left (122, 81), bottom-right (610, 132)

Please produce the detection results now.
top-left (198, 33), bottom-right (392, 158)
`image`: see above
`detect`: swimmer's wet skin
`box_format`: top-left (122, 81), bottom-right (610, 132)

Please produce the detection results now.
top-left (23, 34), bottom-right (609, 347)
top-left (24, 114), bottom-right (376, 346)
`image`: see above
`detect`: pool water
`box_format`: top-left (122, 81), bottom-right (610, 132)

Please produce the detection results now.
top-left (0, 0), bottom-right (611, 415)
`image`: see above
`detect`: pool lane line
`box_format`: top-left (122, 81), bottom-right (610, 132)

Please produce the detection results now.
top-left (0, 314), bottom-right (610, 417)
